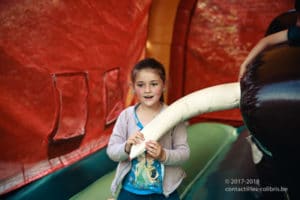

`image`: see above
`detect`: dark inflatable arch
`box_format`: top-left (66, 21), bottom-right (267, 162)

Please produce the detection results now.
top-left (240, 43), bottom-right (300, 153)
top-left (240, 9), bottom-right (300, 199)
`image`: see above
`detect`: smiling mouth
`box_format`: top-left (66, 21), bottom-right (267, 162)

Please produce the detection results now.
top-left (144, 96), bottom-right (154, 99)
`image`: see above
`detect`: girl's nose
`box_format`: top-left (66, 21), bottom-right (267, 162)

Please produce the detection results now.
top-left (145, 84), bottom-right (151, 92)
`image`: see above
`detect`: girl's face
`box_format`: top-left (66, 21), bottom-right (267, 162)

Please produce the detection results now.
top-left (133, 69), bottom-right (165, 108)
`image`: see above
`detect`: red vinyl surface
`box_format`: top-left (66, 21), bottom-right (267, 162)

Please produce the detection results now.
top-left (0, 0), bottom-right (151, 194)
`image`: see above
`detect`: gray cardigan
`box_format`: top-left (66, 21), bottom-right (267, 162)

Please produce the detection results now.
top-left (107, 105), bottom-right (190, 197)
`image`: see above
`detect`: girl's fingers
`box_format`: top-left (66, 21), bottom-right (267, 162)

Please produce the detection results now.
top-left (128, 132), bottom-right (144, 145)
top-left (146, 141), bottom-right (159, 149)
top-left (145, 141), bottom-right (162, 158)
top-left (136, 132), bottom-right (144, 140)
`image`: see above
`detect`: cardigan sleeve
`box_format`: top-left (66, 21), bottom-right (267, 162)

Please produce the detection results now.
top-left (162, 122), bottom-right (190, 166)
top-left (107, 110), bottom-right (130, 162)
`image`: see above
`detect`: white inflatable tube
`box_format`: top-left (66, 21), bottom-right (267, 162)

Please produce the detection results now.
top-left (129, 82), bottom-right (241, 159)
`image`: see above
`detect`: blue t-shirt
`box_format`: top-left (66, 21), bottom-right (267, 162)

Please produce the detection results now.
top-left (122, 104), bottom-right (164, 195)
top-left (123, 153), bottom-right (164, 194)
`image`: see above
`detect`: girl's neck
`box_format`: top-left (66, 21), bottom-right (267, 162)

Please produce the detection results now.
top-left (136, 102), bottom-right (163, 125)
top-left (138, 102), bottom-right (162, 112)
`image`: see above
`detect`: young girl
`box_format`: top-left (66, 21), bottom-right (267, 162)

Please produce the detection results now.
top-left (107, 58), bottom-right (190, 200)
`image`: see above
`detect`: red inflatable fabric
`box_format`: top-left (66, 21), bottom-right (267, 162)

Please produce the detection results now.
top-left (170, 0), bottom-right (294, 126)
top-left (0, 0), bottom-right (151, 194)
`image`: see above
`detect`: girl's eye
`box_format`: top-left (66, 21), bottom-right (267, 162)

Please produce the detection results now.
top-left (137, 83), bottom-right (144, 87)
top-left (151, 83), bottom-right (158, 86)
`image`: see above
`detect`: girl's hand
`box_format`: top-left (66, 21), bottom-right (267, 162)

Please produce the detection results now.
top-left (145, 140), bottom-right (166, 161)
top-left (125, 131), bottom-right (144, 154)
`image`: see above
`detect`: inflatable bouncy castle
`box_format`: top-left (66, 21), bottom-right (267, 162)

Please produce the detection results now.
top-left (0, 1), bottom-right (296, 199)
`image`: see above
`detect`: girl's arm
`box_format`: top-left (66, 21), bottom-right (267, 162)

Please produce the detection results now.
top-left (106, 111), bottom-right (130, 162)
top-left (238, 29), bottom-right (288, 80)
top-left (162, 122), bottom-right (190, 166)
